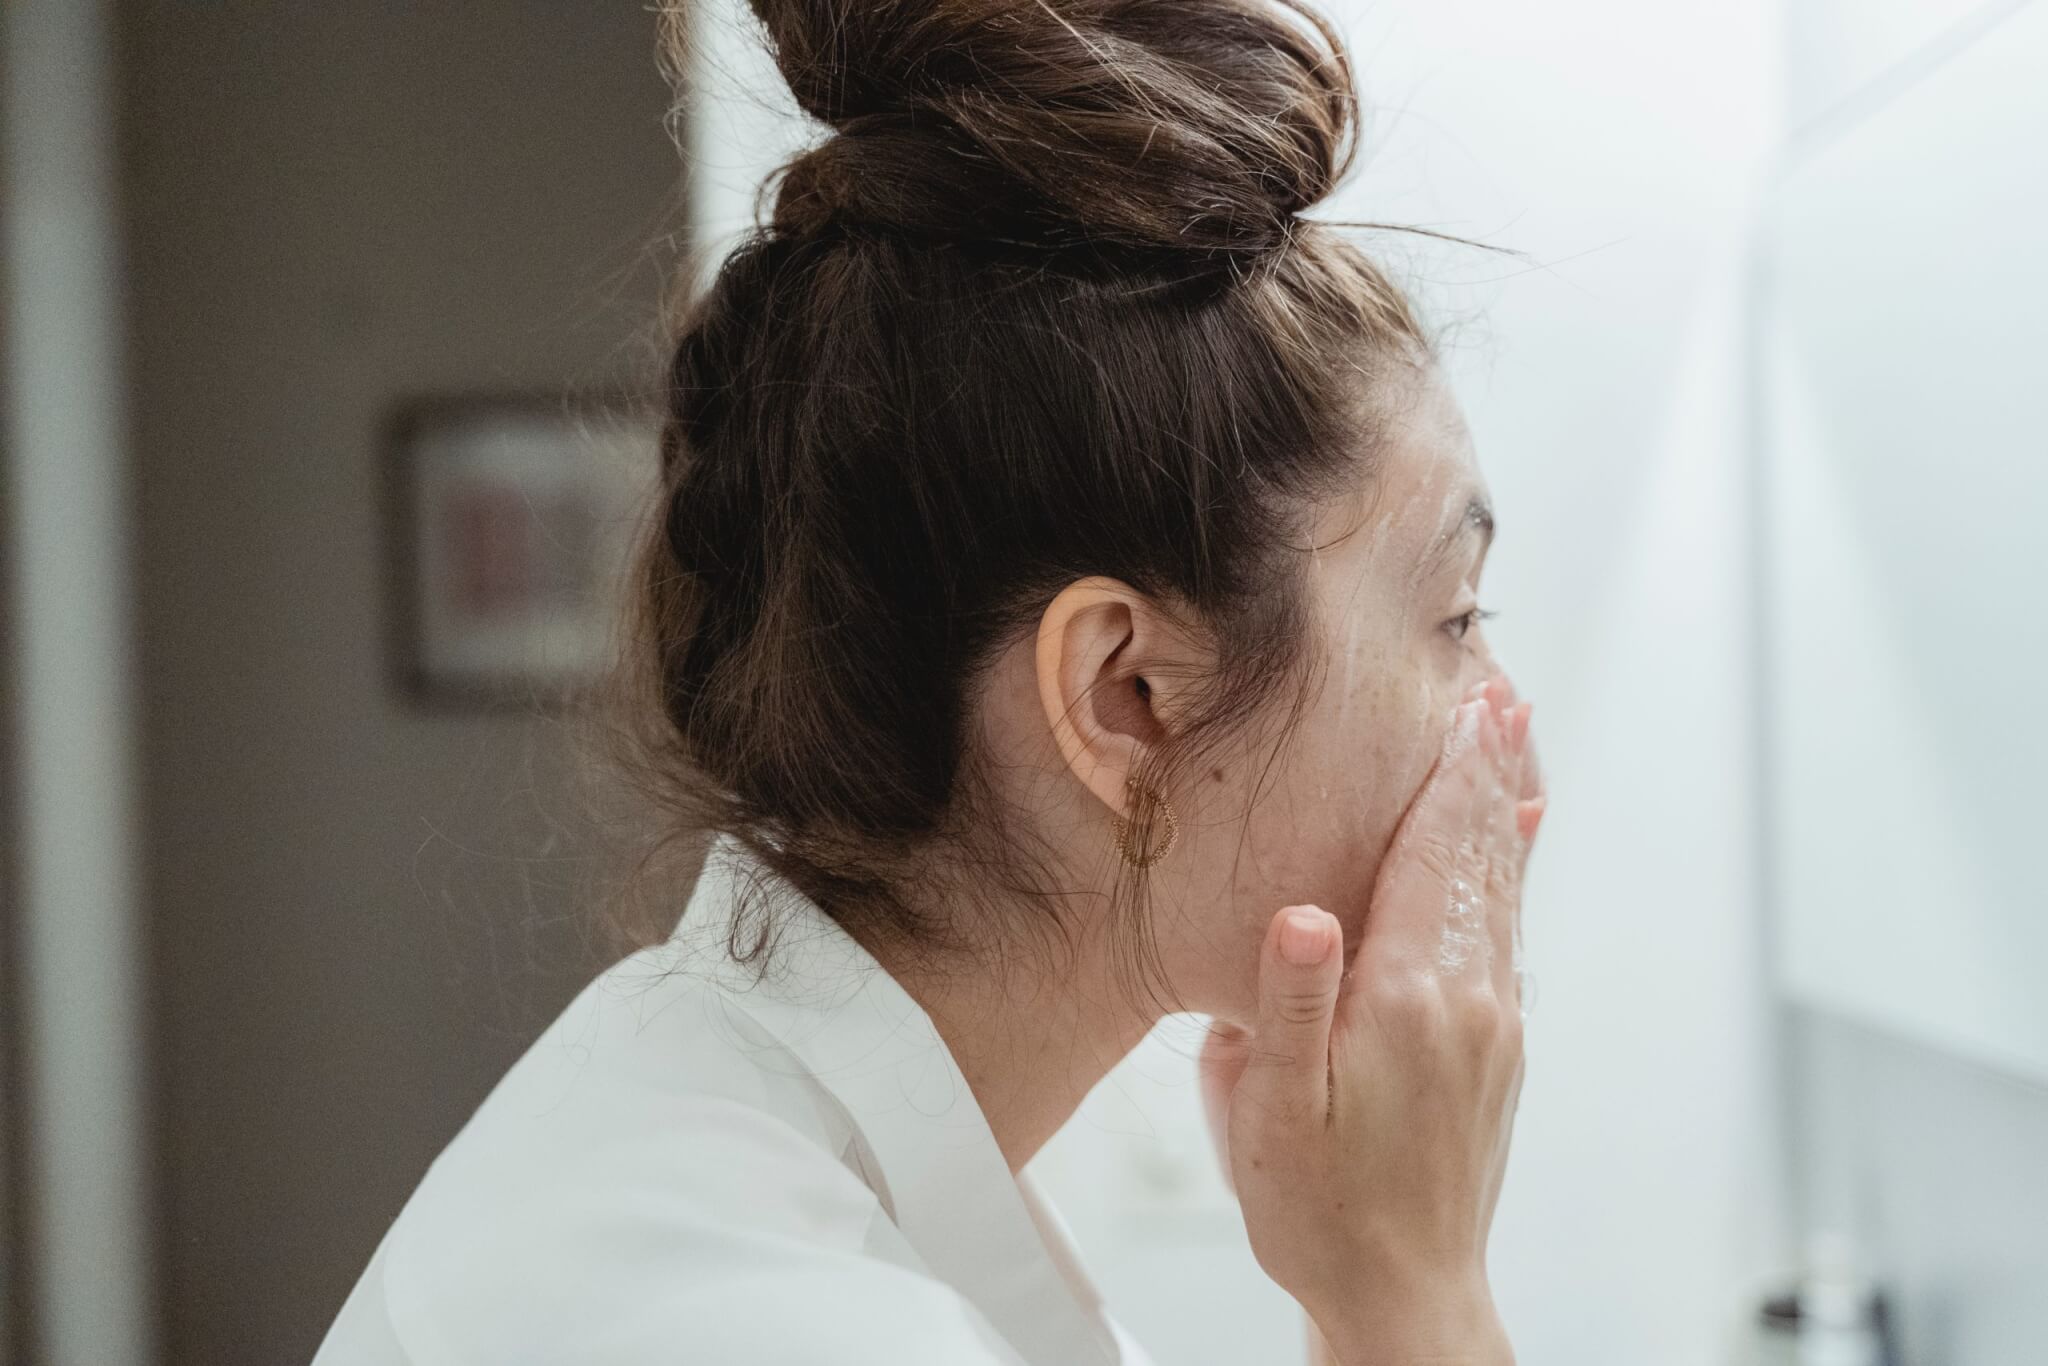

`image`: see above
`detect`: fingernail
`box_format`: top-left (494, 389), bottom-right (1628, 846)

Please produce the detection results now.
top-left (1517, 796), bottom-right (1547, 840)
top-left (1511, 702), bottom-right (1532, 750)
top-left (1279, 908), bottom-right (1332, 965)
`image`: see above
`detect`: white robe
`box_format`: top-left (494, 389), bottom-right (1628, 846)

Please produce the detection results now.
top-left (311, 835), bottom-right (1158, 1365)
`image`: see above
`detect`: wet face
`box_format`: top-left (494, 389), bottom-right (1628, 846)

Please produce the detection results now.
top-left (1157, 367), bottom-right (1501, 1023)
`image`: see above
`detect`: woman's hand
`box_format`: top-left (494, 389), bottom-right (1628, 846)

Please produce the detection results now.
top-left (1199, 676), bottom-right (1544, 1365)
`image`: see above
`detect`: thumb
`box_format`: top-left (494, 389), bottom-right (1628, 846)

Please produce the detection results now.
top-left (1239, 905), bottom-right (1343, 1128)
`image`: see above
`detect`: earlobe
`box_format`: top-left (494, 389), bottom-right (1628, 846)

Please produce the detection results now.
top-left (1033, 577), bottom-right (1153, 817)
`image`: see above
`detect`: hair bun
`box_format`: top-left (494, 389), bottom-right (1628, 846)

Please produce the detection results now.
top-left (743, 0), bottom-right (1358, 260)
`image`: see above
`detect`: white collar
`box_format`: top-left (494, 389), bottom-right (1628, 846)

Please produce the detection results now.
top-left (670, 836), bottom-right (1122, 1366)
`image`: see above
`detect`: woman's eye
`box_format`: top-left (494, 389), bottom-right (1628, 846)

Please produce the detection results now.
top-left (1444, 607), bottom-right (1498, 642)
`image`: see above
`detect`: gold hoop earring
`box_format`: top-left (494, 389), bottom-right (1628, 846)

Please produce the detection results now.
top-left (1110, 775), bottom-right (1179, 869)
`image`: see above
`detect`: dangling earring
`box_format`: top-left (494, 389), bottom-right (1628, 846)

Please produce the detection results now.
top-left (1110, 774), bottom-right (1179, 868)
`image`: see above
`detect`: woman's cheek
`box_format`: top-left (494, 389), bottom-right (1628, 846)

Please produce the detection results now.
top-left (1383, 673), bottom-right (1456, 812)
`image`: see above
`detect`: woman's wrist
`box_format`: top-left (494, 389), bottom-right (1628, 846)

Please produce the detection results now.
top-left (1310, 1273), bottom-right (1512, 1366)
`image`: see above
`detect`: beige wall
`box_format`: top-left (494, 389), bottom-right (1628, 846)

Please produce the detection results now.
top-left (7, 1), bottom-right (153, 1360)
top-left (116, 5), bottom-right (683, 1361)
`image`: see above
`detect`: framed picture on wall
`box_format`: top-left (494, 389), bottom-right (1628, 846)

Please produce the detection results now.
top-left (383, 391), bottom-right (662, 710)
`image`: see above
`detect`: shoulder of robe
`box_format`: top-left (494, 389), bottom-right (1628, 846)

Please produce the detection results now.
top-left (374, 1088), bottom-right (995, 1365)
top-left (364, 954), bottom-right (989, 1366)
top-left (637, 1251), bottom-right (1029, 1366)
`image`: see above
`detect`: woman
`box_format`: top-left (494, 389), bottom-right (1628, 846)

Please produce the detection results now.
top-left (313, 0), bottom-right (1545, 1362)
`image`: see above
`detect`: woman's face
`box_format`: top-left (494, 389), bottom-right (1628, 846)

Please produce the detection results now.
top-left (1158, 367), bottom-right (1504, 1024)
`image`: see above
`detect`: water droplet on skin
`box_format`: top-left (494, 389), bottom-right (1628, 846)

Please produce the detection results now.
top-left (1437, 890), bottom-right (1490, 974)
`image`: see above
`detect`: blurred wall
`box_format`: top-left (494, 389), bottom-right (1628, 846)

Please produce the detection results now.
top-left (1776, 4), bottom-right (2048, 1359)
top-left (2, 26), bottom-right (19, 1361)
top-left (2, 31), bottom-right (19, 1363)
top-left (4, 1), bottom-right (152, 1361)
top-left (1785, 0), bottom-right (2008, 128)
top-left (115, 4), bottom-right (680, 1362)
top-left (1790, 1013), bottom-right (2048, 1361)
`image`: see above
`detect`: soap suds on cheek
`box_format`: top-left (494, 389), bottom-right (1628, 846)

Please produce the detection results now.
top-left (1421, 719), bottom-right (1535, 1020)
top-left (1429, 707), bottom-right (1493, 979)
top-left (1438, 874), bottom-right (1488, 974)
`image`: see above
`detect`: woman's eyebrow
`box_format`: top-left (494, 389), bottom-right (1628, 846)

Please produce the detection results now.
top-left (1414, 493), bottom-right (1495, 580)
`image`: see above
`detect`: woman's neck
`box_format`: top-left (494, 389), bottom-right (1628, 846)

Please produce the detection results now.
top-left (868, 913), bottom-right (1162, 1173)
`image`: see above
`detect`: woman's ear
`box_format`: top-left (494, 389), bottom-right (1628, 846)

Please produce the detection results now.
top-left (1033, 576), bottom-right (1204, 817)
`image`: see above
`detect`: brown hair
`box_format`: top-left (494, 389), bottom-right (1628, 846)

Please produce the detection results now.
top-left (612, 0), bottom-right (1443, 989)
